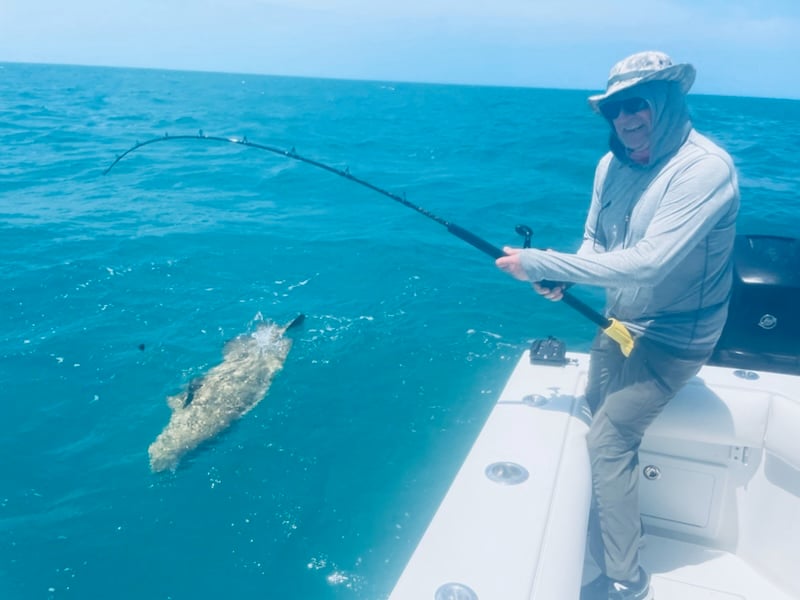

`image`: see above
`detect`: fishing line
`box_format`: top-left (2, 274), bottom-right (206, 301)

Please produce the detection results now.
top-left (104, 132), bottom-right (634, 355)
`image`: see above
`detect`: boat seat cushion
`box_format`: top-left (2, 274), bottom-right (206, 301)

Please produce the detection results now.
top-left (645, 377), bottom-right (770, 449)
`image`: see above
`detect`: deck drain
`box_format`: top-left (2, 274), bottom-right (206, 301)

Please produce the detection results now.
top-left (435, 582), bottom-right (478, 600)
top-left (485, 461), bottom-right (529, 485)
top-left (643, 465), bottom-right (661, 480)
top-left (733, 369), bottom-right (759, 380)
top-left (522, 393), bottom-right (549, 406)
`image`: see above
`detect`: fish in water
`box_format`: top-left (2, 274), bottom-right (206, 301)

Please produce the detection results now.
top-left (148, 314), bottom-right (304, 472)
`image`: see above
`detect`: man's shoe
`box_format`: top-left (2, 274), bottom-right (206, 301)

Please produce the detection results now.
top-left (608, 567), bottom-right (654, 600)
top-left (580, 574), bottom-right (610, 600)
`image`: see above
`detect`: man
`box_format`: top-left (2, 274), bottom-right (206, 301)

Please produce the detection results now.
top-left (496, 51), bottom-right (739, 600)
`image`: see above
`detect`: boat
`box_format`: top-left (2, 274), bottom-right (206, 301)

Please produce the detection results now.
top-left (388, 234), bottom-right (800, 600)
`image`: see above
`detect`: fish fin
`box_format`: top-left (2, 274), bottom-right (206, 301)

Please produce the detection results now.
top-left (165, 377), bottom-right (203, 411)
top-left (283, 313), bottom-right (305, 333)
top-left (167, 392), bottom-right (187, 412)
top-left (183, 378), bottom-right (203, 407)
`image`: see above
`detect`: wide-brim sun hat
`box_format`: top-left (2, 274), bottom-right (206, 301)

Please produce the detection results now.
top-left (588, 50), bottom-right (696, 112)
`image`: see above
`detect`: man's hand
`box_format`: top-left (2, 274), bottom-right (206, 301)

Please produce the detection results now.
top-left (532, 282), bottom-right (565, 301)
top-left (496, 246), bottom-right (565, 301)
top-left (495, 246), bottom-right (529, 281)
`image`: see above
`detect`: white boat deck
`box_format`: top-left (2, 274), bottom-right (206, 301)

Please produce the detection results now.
top-left (389, 349), bottom-right (800, 600)
top-left (643, 536), bottom-right (796, 600)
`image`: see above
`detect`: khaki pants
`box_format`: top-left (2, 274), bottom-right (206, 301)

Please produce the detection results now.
top-left (585, 333), bottom-right (710, 582)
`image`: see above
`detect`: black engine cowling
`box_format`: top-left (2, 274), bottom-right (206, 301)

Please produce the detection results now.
top-left (709, 234), bottom-right (800, 375)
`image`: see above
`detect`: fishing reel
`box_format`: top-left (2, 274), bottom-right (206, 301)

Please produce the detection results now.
top-left (515, 224), bottom-right (533, 248)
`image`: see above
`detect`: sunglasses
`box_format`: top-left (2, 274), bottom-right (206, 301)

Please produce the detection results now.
top-left (599, 97), bottom-right (649, 120)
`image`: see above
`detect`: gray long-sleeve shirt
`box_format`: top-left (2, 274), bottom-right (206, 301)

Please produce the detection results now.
top-left (518, 86), bottom-right (739, 353)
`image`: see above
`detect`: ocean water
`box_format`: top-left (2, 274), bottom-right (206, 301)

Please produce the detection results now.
top-left (1, 62), bottom-right (798, 600)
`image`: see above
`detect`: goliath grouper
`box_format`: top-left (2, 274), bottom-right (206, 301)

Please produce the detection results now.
top-left (148, 315), bottom-right (304, 472)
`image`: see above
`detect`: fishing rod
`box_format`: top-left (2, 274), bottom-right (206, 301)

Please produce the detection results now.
top-left (104, 133), bottom-right (634, 356)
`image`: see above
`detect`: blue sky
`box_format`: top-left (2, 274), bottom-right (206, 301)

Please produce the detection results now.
top-left (1, 0), bottom-right (799, 99)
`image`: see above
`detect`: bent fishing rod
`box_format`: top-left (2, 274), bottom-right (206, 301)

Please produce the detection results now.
top-left (104, 133), bottom-right (634, 356)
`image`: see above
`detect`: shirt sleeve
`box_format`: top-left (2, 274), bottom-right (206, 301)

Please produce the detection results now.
top-left (519, 153), bottom-right (738, 287)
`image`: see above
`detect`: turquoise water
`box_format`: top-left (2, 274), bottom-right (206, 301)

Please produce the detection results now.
top-left (2, 62), bottom-right (799, 599)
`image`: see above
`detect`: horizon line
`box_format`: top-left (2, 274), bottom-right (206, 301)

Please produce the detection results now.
top-left (3, 59), bottom-right (799, 103)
